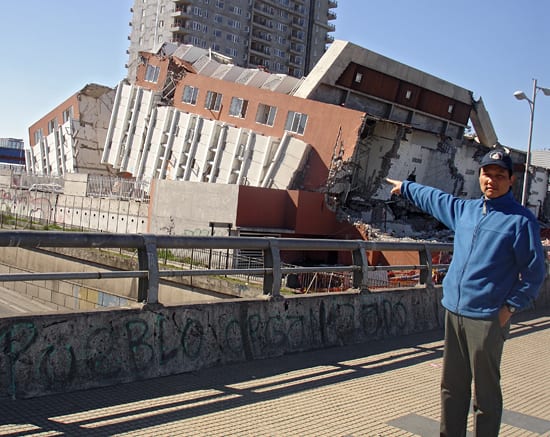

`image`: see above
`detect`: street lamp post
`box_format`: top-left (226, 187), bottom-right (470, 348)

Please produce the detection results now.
top-left (514, 79), bottom-right (550, 207)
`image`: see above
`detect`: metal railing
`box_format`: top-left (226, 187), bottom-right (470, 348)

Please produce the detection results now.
top-left (10, 173), bottom-right (64, 191)
top-left (160, 246), bottom-right (418, 292)
top-left (7, 171), bottom-right (151, 203)
top-left (0, 231), bottom-right (454, 303)
top-left (86, 174), bottom-right (150, 202)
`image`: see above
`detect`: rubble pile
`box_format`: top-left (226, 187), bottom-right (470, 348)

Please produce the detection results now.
top-left (339, 200), bottom-right (454, 244)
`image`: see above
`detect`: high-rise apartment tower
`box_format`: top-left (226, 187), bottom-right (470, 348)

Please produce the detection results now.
top-left (126, 0), bottom-right (337, 80)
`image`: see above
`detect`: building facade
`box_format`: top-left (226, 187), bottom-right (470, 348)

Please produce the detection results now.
top-left (126, 0), bottom-right (337, 81)
top-left (103, 43), bottom-right (364, 194)
top-left (27, 84), bottom-right (117, 177)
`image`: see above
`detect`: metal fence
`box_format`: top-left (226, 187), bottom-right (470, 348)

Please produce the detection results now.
top-left (0, 231), bottom-right (455, 303)
top-left (0, 175), bottom-right (442, 293)
top-left (8, 172), bottom-right (150, 203)
top-left (86, 174), bottom-right (150, 202)
top-left (160, 245), bottom-right (427, 293)
top-left (10, 172), bottom-right (64, 192)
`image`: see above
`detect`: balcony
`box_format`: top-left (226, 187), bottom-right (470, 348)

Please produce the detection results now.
top-left (289, 43), bottom-right (303, 54)
top-left (252, 17), bottom-right (273, 31)
top-left (171, 22), bottom-right (190, 34)
top-left (171, 34), bottom-right (190, 44)
top-left (288, 67), bottom-right (301, 78)
top-left (288, 56), bottom-right (301, 67)
top-left (293, 4), bottom-right (305, 14)
top-left (325, 34), bottom-right (335, 43)
top-left (172, 7), bottom-right (192, 18)
top-left (249, 56), bottom-right (269, 68)
top-left (262, 0), bottom-right (292, 12)
top-left (328, 0), bottom-right (338, 7)
top-left (250, 42), bottom-right (271, 57)
top-left (327, 10), bottom-right (337, 21)
top-left (253, 4), bottom-right (275, 18)
top-left (290, 30), bottom-right (304, 42)
top-left (251, 31), bottom-right (272, 42)
top-left (291, 17), bottom-right (305, 28)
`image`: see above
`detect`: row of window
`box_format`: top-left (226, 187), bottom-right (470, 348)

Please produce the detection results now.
top-left (32, 107), bottom-right (74, 144)
top-left (181, 85), bottom-right (308, 135)
top-left (254, 1), bottom-right (307, 21)
top-left (353, 72), bottom-right (456, 115)
top-left (191, 21), bottom-right (208, 32)
top-left (175, 38), bottom-right (243, 59)
top-left (142, 0), bottom-right (305, 20)
top-left (195, 26), bottom-right (250, 40)
top-left (248, 56), bottom-right (297, 75)
top-left (190, 5), bottom-right (250, 19)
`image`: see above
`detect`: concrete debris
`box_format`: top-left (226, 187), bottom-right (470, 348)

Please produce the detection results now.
top-left (350, 213), bottom-right (453, 244)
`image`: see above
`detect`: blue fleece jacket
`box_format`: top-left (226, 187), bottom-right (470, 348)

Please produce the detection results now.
top-left (401, 180), bottom-right (545, 319)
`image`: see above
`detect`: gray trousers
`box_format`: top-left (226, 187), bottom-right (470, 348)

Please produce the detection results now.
top-left (440, 310), bottom-right (510, 437)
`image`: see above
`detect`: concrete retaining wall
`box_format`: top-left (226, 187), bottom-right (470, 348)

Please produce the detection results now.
top-left (0, 287), bottom-right (444, 399)
top-left (0, 247), bottom-right (137, 311)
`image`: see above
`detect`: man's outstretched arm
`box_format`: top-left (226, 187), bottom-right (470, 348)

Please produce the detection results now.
top-left (385, 178), bottom-right (403, 196)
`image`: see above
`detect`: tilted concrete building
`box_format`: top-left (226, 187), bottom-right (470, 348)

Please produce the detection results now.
top-left (27, 84), bottom-right (116, 176)
top-left (126, 0), bottom-right (337, 81)
top-left (104, 41), bottom-right (549, 220)
top-left (296, 40), bottom-right (497, 202)
top-left (25, 40), bottom-right (550, 244)
top-left (103, 43), bottom-right (365, 195)
top-left (101, 42), bottom-right (368, 243)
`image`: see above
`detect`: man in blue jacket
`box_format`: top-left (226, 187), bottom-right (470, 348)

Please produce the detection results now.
top-left (386, 148), bottom-right (545, 437)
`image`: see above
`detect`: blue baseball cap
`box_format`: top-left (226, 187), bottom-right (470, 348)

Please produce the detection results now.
top-left (480, 149), bottom-right (513, 173)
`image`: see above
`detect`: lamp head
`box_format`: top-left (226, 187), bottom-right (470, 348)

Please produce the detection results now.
top-left (514, 90), bottom-right (528, 101)
top-left (539, 86), bottom-right (550, 97)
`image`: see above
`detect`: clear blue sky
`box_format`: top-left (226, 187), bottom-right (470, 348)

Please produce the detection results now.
top-left (1, 0), bottom-right (549, 152)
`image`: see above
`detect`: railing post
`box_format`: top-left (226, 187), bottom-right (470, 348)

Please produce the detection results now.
top-left (352, 242), bottom-right (370, 292)
top-left (263, 238), bottom-right (282, 298)
top-left (137, 234), bottom-right (159, 303)
top-left (419, 245), bottom-right (433, 288)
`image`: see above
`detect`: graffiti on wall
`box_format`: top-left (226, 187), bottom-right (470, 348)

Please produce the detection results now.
top-left (0, 189), bottom-right (49, 216)
top-left (0, 296), bottom-right (441, 398)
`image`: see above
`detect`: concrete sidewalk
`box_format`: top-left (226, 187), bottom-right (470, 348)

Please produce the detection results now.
top-left (0, 310), bottom-right (548, 436)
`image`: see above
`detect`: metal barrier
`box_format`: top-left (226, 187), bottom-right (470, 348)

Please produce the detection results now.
top-left (0, 231), bottom-right (454, 303)
top-left (9, 172), bottom-right (64, 191)
top-left (86, 174), bottom-right (150, 202)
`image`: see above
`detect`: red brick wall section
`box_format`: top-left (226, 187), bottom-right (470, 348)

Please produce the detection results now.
top-left (28, 94), bottom-right (80, 147)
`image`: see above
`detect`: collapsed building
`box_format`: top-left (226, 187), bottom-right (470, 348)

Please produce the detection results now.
top-left (26, 40), bottom-right (550, 253)
top-left (27, 84), bottom-right (116, 176)
top-left (100, 40), bottom-right (550, 235)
